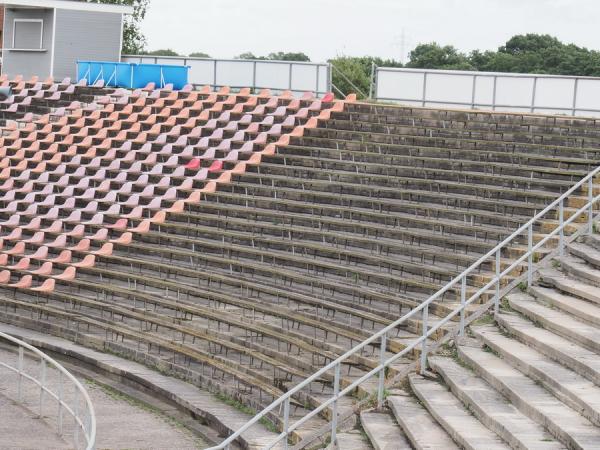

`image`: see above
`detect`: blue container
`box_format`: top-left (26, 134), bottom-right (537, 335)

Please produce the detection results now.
top-left (77, 60), bottom-right (190, 90)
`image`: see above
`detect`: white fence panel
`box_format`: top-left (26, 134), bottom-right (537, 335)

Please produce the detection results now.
top-left (375, 67), bottom-right (600, 117)
top-left (122, 55), bottom-right (331, 96)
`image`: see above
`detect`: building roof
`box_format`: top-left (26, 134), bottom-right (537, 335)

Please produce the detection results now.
top-left (0, 0), bottom-right (134, 14)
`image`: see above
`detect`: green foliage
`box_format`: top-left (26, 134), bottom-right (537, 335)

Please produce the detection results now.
top-left (235, 52), bottom-right (266, 60)
top-left (188, 52), bottom-right (210, 58)
top-left (329, 56), bottom-right (402, 99)
top-left (90, 0), bottom-right (149, 54)
top-left (404, 34), bottom-right (600, 77)
top-left (406, 43), bottom-right (474, 70)
top-left (235, 52), bottom-right (310, 62)
top-left (267, 52), bottom-right (310, 62)
top-left (143, 49), bottom-right (180, 56)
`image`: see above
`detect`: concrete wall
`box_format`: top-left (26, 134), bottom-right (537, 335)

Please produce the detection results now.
top-left (2, 7), bottom-right (53, 79)
top-left (53, 9), bottom-right (122, 80)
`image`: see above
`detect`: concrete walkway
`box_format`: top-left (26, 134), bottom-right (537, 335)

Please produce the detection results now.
top-left (0, 345), bottom-right (203, 450)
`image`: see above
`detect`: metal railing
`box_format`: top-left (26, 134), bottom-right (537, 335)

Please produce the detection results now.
top-left (207, 166), bottom-right (600, 450)
top-left (121, 55), bottom-right (332, 97)
top-left (0, 331), bottom-right (96, 450)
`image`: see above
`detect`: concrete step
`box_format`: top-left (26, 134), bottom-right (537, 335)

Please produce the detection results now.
top-left (458, 344), bottom-right (600, 449)
top-left (329, 430), bottom-right (373, 450)
top-left (539, 269), bottom-right (600, 307)
top-left (560, 255), bottom-right (600, 288)
top-left (429, 355), bottom-right (565, 449)
top-left (472, 323), bottom-right (600, 427)
top-left (569, 242), bottom-right (600, 271)
top-left (584, 234), bottom-right (600, 252)
top-left (408, 373), bottom-right (510, 450)
top-left (495, 311), bottom-right (600, 387)
top-left (387, 393), bottom-right (459, 450)
top-left (530, 285), bottom-right (600, 327)
top-left (508, 292), bottom-right (600, 354)
top-left (360, 410), bottom-right (411, 450)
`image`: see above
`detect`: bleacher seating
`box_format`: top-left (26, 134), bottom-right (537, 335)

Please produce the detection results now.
top-left (0, 77), bottom-right (596, 443)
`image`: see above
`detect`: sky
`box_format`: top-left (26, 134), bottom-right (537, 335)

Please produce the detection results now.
top-left (140, 0), bottom-right (599, 62)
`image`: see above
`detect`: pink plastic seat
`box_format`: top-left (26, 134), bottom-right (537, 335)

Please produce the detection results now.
top-left (54, 266), bottom-right (76, 281)
top-left (31, 278), bottom-right (55, 292)
top-left (9, 274), bottom-right (32, 289)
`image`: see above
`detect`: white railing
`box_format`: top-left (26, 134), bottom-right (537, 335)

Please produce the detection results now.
top-left (121, 55), bottom-right (332, 97)
top-left (0, 331), bottom-right (96, 450)
top-left (207, 166), bottom-right (600, 450)
top-left (373, 67), bottom-right (600, 117)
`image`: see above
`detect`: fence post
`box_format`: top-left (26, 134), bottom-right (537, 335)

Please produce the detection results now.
top-left (531, 76), bottom-right (538, 113)
top-left (527, 224), bottom-right (533, 287)
top-left (459, 276), bottom-right (466, 336)
top-left (420, 304), bottom-right (429, 374)
top-left (589, 177), bottom-right (594, 234)
top-left (315, 64), bottom-right (319, 97)
top-left (331, 362), bottom-right (340, 446)
top-left (213, 60), bottom-right (217, 91)
top-left (377, 332), bottom-right (387, 408)
top-left (492, 75), bottom-right (497, 111)
top-left (369, 63), bottom-right (375, 99)
top-left (422, 72), bottom-right (427, 107)
top-left (471, 74), bottom-right (477, 109)
top-left (288, 63), bottom-right (293, 91)
top-left (572, 78), bottom-right (579, 116)
top-left (494, 248), bottom-right (501, 315)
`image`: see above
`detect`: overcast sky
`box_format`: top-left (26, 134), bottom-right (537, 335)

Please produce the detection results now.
top-left (140, 0), bottom-right (599, 62)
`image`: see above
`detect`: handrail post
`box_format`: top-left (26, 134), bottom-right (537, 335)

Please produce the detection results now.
top-left (331, 362), bottom-right (340, 447)
top-left (283, 397), bottom-right (290, 450)
top-left (17, 346), bottom-right (23, 402)
top-left (494, 249), bottom-right (501, 315)
top-left (589, 177), bottom-right (594, 234)
top-left (377, 332), bottom-right (387, 409)
top-left (57, 371), bottom-right (63, 434)
top-left (420, 304), bottom-right (429, 374)
top-left (39, 358), bottom-right (46, 417)
top-left (527, 224), bottom-right (533, 287)
top-left (559, 199), bottom-right (564, 256)
top-left (459, 276), bottom-right (466, 336)
top-left (74, 390), bottom-right (79, 448)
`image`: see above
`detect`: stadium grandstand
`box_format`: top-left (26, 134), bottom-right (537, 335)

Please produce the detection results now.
top-left (1, 71), bottom-right (600, 450)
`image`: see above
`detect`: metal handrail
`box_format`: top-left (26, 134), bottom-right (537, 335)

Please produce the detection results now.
top-left (208, 165), bottom-right (600, 450)
top-left (330, 63), bottom-right (368, 99)
top-left (0, 331), bottom-right (96, 450)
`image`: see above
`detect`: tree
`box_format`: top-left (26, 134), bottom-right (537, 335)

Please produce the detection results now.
top-left (329, 56), bottom-right (403, 99)
top-left (406, 43), bottom-right (474, 70)
top-left (235, 52), bottom-right (267, 60)
top-left (90, 0), bottom-right (149, 54)
top-left (143, 49), bottom-right (180, 56)
top-left (235, 52), bottom-right (310, 61)
top-left (267, 52), bottom-right (310, 62)
top-left (189, 52), bottom-right (211, 58)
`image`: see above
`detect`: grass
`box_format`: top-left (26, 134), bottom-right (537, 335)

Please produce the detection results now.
top-left (471, 312), bottom-right (495, 326)
top-left (214, 391), bottom-right (279, 433)
top-left (364, 387), bottom-right (392, 408)
top-left (499, 297), bottom-right (515, 312)
top-left (551, 259), bottom-right (561, 268)
top-left (517, 281), bottom-right (528, 292)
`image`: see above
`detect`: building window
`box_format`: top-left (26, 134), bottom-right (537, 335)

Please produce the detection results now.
top-left (13, 19), bottom-right (43, 49)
